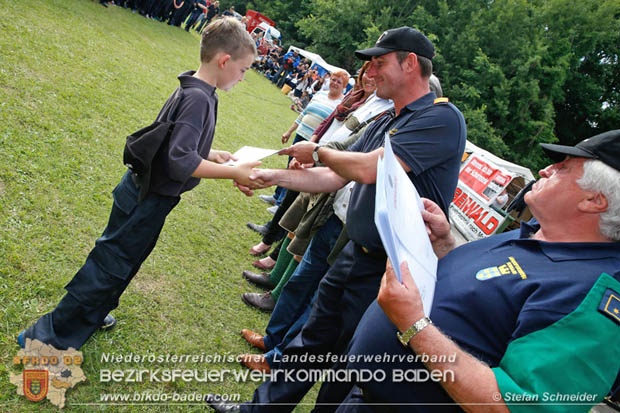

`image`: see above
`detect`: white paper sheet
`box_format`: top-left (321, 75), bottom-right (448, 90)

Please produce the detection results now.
top-left (374, 135), bottom-right (437, 316)
top-left (223, 146), bottom-right (282, 166)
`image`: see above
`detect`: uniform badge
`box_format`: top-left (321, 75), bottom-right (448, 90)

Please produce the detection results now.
top-left (376, 31), bottom-right (388, 45)
top-left (598, 288), bottom-right (620, 325)
top-left (23, 369), bottom-right (49, 402)
top-left (476, 266), bottom-right (501, 280)
top-left (476, 257), bottom-right (527, 280)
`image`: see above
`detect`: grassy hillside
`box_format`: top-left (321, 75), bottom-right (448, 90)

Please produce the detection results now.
top-left (0, 1), bottom-right (315, 411)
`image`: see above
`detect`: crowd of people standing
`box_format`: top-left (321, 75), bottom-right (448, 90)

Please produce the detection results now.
top-left (253, 48), bottom-right (344, 113)
top-left (97, 0), bottom-right (224, 33)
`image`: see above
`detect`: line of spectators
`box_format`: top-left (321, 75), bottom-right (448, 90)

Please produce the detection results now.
top-left (252, 48), bottom-right (337, 114)
top-left (96, 0), bottom-right (225, 33)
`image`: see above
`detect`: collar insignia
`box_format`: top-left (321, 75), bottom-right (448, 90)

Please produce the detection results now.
top-left (598, 288), bottom-right (620, 325)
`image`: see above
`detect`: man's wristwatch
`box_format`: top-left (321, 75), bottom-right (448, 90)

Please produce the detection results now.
top-left (397, 317), bottom-right (432, 346)
top-left (312, 145), bottom-right (321, 163)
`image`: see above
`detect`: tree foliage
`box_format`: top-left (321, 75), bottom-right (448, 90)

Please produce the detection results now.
top-left (284, 0), bottom-right (620, 173)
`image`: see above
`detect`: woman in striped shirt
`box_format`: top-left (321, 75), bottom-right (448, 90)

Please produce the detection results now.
top-left (281, 71), bottom-right (349, 145)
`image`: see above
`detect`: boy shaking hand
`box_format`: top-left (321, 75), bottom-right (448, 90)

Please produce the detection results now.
top-left (19, 18), bottom-right (258, 350)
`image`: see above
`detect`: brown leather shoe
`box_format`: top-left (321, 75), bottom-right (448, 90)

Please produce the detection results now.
top-left (240, 329), bottom-right (266, 351)
top-left (252, 257), bottom-right (275, 271)
top-left (242, 292), bottom-right (275, 312)
top-left (239, 354), bottom-right (271, 373)
top-left (249, 242), bottom-right (271, 257)
top-left (242, 270), bottom-right (275, 289)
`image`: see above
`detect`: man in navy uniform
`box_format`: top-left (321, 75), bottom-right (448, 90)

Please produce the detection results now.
top-left (209, 26), bottom-right (467, 412)
top-left (334, 130), bottom-right (620, 412)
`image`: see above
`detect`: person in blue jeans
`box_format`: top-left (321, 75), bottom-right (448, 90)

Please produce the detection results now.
top-left (264, 214), bottom-right (343, 365)
top-left (240, 214), bottom-right (343, 371)
top-left (247, 75), bottom-right (346, 258)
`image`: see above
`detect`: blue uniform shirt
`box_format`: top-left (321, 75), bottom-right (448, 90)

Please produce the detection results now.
top-left (432, 220), bottom-right (620, 363)
top-left (343, 220), bottom-right (620, 410)
top-left (345, 92), bottom-right (466, 251)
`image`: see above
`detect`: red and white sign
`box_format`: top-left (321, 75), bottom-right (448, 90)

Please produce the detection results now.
top-left (450, 156), bottom-right (514, 241)
top-left (459, 156), bottom-right (512, 202)
top-left (450, 186), bottom-right (505, 240)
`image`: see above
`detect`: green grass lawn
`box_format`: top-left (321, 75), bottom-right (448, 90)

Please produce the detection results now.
top-left (0, 1), bottom-right (318, 411)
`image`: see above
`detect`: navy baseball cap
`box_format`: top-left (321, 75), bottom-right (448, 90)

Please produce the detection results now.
top-left (355, 27), bottom-right (435, 60)
top-left (540, 130), bottom-right (620, 172)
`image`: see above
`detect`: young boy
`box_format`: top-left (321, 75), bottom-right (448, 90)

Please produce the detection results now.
top-left (18, 17), bottom-right (258, 351)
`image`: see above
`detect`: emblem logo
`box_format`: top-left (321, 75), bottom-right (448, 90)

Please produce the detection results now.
top-left (23, 370), bottom-right (49, 402)
top-left (476, 256), bottom-right (527, 280)
top-left (11, 339), bottom-right (86, 408)
top-left (376, 31), bottom-right (388, 45)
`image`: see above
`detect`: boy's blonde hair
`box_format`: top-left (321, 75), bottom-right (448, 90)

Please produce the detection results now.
top-left (200, 17), bottom-right (256, 63)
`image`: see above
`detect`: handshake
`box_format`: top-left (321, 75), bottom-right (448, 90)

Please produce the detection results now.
top-left (217, 142), bottom-right (320, 197)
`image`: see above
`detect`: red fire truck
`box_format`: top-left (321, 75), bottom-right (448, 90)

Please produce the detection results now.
top-left (245, 10), bottom-right (275, 33)
top-left (245, 10), bottom-right (281, 54)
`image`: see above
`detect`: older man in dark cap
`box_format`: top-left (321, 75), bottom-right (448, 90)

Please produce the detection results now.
top-left (329, 130), bottom-right (620, 412)
top-left (209, 26), bottom-right (466, 413)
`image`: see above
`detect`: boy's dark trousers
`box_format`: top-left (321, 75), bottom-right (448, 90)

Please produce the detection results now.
top-left (23, 171), bottom-right (180, 350)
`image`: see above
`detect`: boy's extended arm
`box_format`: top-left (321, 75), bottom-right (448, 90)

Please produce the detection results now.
top-left (192, 159), bottom-right (260, 187)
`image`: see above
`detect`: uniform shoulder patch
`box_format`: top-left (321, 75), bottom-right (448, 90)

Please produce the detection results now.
top-left (434, 97), bottom-right (449, 104)
top-left (598, 288), bottom-right (620, 325)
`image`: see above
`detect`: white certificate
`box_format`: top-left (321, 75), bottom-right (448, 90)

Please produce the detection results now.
top-left (223, 146), bottom-right (282, 166)
top-left (374, 135), bottom-right (437, 316)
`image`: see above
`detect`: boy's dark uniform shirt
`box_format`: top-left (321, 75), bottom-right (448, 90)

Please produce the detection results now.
top-left (150, 71), bottom-right (217, 196)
